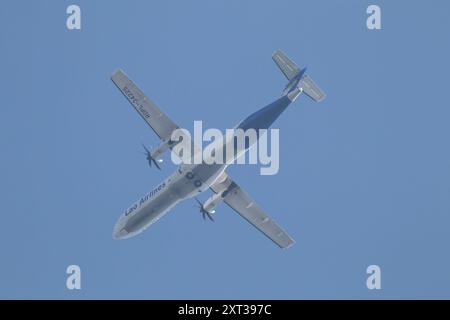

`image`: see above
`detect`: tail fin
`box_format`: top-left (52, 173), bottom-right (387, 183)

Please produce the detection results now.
top-left (272, 50), bottom-right (326, 102)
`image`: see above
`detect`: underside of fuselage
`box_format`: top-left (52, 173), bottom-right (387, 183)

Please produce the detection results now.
top-left (113, 163), bottom-right (227, 239)
top-left (113, 96), bottom-right (294, 240)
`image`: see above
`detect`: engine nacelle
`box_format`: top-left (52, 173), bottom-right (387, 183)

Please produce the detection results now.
top-left (151, 137), bottom-right (181, 160)
top-left (202, 192), bottom-right (224, 214)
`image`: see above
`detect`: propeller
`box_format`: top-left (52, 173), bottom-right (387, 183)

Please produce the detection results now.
top-left (142, 144), bottom-right (162, 170)
top-left (194, 197), bottom-right (214, 222)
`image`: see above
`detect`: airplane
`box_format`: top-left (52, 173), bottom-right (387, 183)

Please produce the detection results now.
top-left (111, 50), bottom-right (325, 249)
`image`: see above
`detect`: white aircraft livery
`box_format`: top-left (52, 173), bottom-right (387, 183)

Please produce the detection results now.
top-left (111, 50), bottom-right (325, 249)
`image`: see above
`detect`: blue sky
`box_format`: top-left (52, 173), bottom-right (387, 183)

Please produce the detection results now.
top-left (1, 0), bottom-right (450, 299)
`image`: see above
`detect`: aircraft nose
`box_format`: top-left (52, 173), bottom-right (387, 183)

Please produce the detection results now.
top-left (113, 219), bottom-right (129, 240)
top-left (113, 227), bottom-right (129, 240)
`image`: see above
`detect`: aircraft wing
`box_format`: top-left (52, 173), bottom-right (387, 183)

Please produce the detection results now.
top-left (111, 69), bottom-right (202, 161)
top-left (111, 69), bottom-right (179, 140)
top-left (298, 75), bottom-right (326, 102)
top-left (210, 173), bottom-right (295, 249)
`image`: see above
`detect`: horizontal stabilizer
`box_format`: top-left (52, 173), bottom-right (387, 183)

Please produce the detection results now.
top-left (272, 50), bottom-right (300, 81)
top-left (298, 75), bottom-right (326, 102)
top-left (273, 50), bottom-right (326, 102)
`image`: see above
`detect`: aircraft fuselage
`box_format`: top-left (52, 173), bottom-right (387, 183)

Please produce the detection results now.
top-left (113, 94), bottom-right (297, 239)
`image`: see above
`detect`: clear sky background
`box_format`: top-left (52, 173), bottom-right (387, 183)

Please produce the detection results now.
top-left (1, 0), bottom-right (450, 299)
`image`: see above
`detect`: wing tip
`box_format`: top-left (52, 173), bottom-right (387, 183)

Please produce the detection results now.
top-left (272, 49), bottom-right (283, 58)
top-left (280, 238), bottom-right (296, 250)
top-left (317, 94), bottom-right (326, 103)
top-left (111, 68), bottom-right (125, 80)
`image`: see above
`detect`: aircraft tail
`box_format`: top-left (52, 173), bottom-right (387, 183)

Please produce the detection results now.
top-left (272, 50), bottom-right (326, 102)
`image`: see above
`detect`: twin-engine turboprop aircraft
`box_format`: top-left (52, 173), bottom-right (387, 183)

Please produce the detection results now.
top-left (111, 50), bottom-right (325, 248)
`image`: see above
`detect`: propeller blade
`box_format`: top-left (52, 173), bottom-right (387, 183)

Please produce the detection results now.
top-left (195, 198), bottom-right (214, 222)
top-left (142, 144), bottom-right (162, 170)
